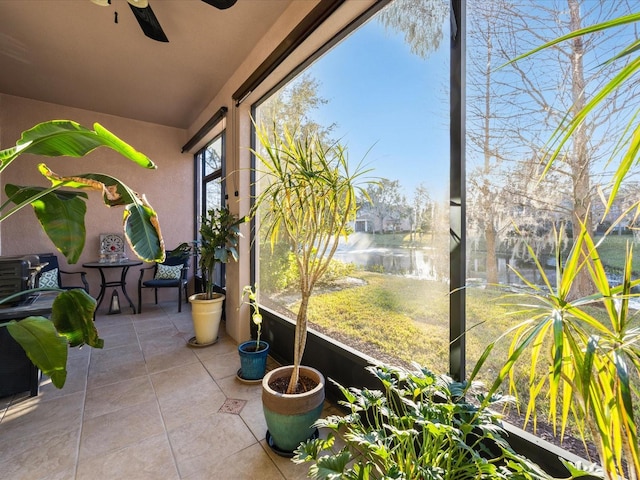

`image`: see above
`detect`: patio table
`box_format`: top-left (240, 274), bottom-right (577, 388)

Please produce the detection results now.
top-left (82, 260), bottom-right (142, 314)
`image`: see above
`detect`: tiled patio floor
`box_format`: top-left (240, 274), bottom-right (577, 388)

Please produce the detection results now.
top-left (0, 302), bottom-right (338, 479)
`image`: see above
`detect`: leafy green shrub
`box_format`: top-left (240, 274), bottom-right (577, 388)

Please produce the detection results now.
top-left (260, 240), bottom-right (356, 293)
top-left (294, 363), bottom-right (591, 479)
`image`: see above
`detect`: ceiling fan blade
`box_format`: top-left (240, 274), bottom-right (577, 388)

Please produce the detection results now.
top-left (201, 0), bottom-right (237, 10)
top-left (128, 2), bottom-right (168, 42)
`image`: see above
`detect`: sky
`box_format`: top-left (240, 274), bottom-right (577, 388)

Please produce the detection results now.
top-left (288, 0), bottom-right (640, 205)
top-left (301, 10), bottom-right (451, 202)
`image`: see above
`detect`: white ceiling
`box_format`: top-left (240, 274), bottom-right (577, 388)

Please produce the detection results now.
top-left (0, 0), bottom-right (292, 129)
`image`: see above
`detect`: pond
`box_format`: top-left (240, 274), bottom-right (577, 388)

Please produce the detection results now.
top-left (333, 244), bottom-right (447, 281)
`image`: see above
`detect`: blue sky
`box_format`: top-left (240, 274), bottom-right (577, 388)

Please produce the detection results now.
top-left (303, 13), bottom-right (451, 201)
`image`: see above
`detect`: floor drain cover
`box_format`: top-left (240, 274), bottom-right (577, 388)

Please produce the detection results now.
top-left (219, 398), bottom-right (246, 414)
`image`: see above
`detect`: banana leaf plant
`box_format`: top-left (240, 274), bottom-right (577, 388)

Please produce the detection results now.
top-left (0, 120), bottom-right (164, 388)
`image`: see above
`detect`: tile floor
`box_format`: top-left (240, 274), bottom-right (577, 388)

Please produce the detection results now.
top-left (0, 301), bottom-right (338, 480)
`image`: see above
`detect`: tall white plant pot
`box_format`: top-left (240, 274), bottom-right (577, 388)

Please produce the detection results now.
top-left (188, 293), bottom-right (225, 345)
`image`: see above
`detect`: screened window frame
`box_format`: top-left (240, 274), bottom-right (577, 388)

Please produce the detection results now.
top-left (247, 0), bottom-right (466, 380)
top-left (194, 130), bottom-right (228, 287)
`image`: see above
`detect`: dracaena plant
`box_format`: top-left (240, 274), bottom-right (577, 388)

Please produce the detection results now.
top-left (0, 120), bottom-right (164, 388)
top-left (470, 220), bottom-right (639, 480)
top-left (294, 363), bottom-right (595, 480)
top-left (492, 12), bottom-right (640, 480)
top-left (252, 120), bottom-right (376, 394)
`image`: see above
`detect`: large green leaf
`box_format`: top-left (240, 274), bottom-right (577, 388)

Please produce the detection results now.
top-left (5, 316), bottom-right (68, 388)
top-left (50, 289), bottom-right (103, 349)
top-left (47, 172), bottom-right (164, 263)
top-left (5, 184), bottom-right (87, 263)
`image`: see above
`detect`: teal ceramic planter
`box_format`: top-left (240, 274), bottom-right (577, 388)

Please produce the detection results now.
top-left (238, 340), bottom-right (269, 380)
top-left (262, 365), bottom-right (325, 455)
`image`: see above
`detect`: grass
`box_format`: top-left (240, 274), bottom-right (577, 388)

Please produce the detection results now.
top-left (293, 270), bottom-right (530, 381)
top-left (595, 233), bottom-right (640, 272)
top-left (280, 269), bottom-right (628, 458)
top-left (267, 232), bottom-right (640, 458)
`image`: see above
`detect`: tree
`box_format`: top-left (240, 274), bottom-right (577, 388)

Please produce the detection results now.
top-left (256, 73), bottom-right (334, 143)
top-left (361, 179), bottom-right (407, 233)
top-left (377, 0), bottom-right (448, 60)
top-left (489, 0), bottom-right (640, 296)
top-left (411, 183), bottom-right (432, 240)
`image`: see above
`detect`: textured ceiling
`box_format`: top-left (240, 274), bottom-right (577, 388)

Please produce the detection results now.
top-left (0, 0), bottom-right (292, 128)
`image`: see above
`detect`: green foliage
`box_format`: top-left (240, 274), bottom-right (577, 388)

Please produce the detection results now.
top-left (1, 120), bottom-right (164, 263)
top-left (3, 289), bottom-right (102, 388)
top-left (242, 284), bottom-right (263, 350)
top-left (294, 363), bottom-right (582, 480)
top-left (261, 241), bottom-right (356, 293)
top-left (470, 223), bottom-right (640, 479)
top-left (252, 120), bottom-right (376, 393)
top-left (186, 206), bottom-right (245, 299)
top-left (0, 119), bottom-right (164, 388)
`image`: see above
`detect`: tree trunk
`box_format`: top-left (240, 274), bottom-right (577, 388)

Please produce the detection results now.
top-left (287, 293), bottom-right (309, 394)
top-left (485, 222), bottom-right (499, 284)
top-left (568, 0), bottom-right (594, 299)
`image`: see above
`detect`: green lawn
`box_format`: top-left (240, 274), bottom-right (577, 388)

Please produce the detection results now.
top-left (594, 233), bottom-right (640, 272)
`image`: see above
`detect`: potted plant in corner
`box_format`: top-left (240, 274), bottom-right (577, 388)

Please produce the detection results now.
top-left (236, 284), bottom-right (270, 382)
top-left (252, 121), bottom-right (376, 455)
top-left (185, 206), bottom-right (245, 346)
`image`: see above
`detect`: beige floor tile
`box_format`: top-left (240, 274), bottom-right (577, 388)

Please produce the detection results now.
top-left (76, 433), bottom-right (179, 480)
top-left (79, 399), bottom-right (165, 460)
top-left (143, 344), bottom-right (199, 374)
top-left (260, 439), bottom-right (312, 480)
top-left (182, 443), bottom-right (285, 480)
top-left (0, 305), bottom-right (331, 480)
top-left (0, 425), bottom-right (80, 480)
top-left (168, 412), bottom-right (258, 479)
top-left (86, 359), bottom-right (148, 390)
top-left (150, 362), bottom-right (226, 430)
top-left (200, 350), bottom-right (241, 380)
top-left (240, 396), bottom-right (269, 440)
top-left (0, 392), bottom-right (84, 439)
top-left (39, 467), bottom-right (78, 480)
top-left (84, 375), bottom-right (156, 420)
top-left (89, 342), bottom-right (143, 365)
top-left (215, 374), bottom-right (264, 400)
top-left (37, 355), bottom-right (90, 399)
top-left (133, 316), bottom-right (176, 334)
top-left (191, 335), bottom-right (238, 360)
top-left (95, 328), bottom-right (140, 351)
top-left (87, 344), bottom-right (148, 389)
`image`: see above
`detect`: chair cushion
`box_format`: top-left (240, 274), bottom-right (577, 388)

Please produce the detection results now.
top-left (143, 279), bottom-right (182, 288)
top-left (155, 264), bottom-right (182, 280)
top-left (39, 268), bottom-right (59, 288)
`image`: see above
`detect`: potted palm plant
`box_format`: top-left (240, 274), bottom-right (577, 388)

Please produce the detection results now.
top-left (186, 206), bottom-right (245, 346)
top-left (252, 121), bottom-right (376, 454)
top-left (237, 284), bottom-right (270, 382)
top-left (0, 120), bottom-right (164, 388)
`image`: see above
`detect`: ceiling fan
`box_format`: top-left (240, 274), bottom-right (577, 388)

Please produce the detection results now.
top-left (91, 0), bottom-right (238, 43)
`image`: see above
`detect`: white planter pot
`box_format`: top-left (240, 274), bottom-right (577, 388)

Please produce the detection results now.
top-left (188, 293), bottom-right (224, 345)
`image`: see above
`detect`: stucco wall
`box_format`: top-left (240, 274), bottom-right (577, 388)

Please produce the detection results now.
top-left (0, 93), bottom-right (192, 309)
